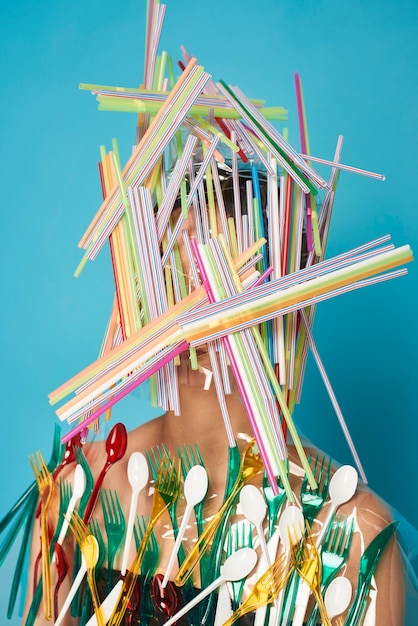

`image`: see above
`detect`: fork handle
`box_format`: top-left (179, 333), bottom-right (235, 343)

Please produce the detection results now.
top-left (40, 512), bottom-right (53, 620)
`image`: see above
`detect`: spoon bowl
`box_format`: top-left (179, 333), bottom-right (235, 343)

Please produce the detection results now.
top-left (128, 452), bottom-right (149, 492)
top-left (184, 464), bottom-right (208, 506)
top-left (317, 465), bottom-right (358, 546)
top-left (222, 547), bottom-right (258, 581)
top-left (324, 576), bottom-right (352, 619)
top-left (83, 422), bottom-right (128, 523)
top-left (329, 466), bottom-right (358, 508)
top-left (240, 485), bottom-right (270, 567)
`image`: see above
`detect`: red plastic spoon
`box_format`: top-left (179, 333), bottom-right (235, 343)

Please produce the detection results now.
top-left (83, 423), bottom-right (127, 524)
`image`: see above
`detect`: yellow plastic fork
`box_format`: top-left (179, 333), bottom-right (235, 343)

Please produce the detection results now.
top-left (108, 459), bottom-right (180, 626)
top-left (290, 523), bottom-right (331, 626)
top-left (68, 511), bottom-right (105, 626)
top-left (223, 552), bottom-right (290, 626)
top-left (29, 450), bottom-right (55, 620)
top-left (175, 438), bottom-right (264, 587)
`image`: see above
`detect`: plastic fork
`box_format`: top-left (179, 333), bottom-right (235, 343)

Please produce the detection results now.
top-left (146, 446), bottom-right (183, 557)
top-left (21, 482), bottom-right (71, 626)
top-left (226, 520), bottom-right (254, 608)
top-left (32, 479), bottom-right (71, 595)
top-left (51, 480), bottom-right (72, 620)
top-left (71, 446), bottom-right (94, 617)
top-left (29, 450), bottom-right (55, 620)
top-left (222, 552), bottom-right (290, 626)
top-left (134, 516), bottom-right (160, 625)
top-left (262, 470), bottom-right (286, 540)
top-left (300, 454), bottom-right (331, 527)
top-left (100, 489), bottom-right (126, 591)
top-left (305, 514), bottom-right (354, 626)
top-left (61, 511), bottom-right (104, 626)
top-left (175, 438), bottom-right (264, 587)
top-left (80, 518), bottom-right (108, 626)
top-left (290, 525), bottom-right (331, 626)
top-left (107, 459), bottom-right (180, 626)
top-left (0, 424), bottom-right (61, 536)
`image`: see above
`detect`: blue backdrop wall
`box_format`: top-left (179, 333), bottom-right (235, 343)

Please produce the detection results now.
top-left (1, 1), bottom-right (417, 622)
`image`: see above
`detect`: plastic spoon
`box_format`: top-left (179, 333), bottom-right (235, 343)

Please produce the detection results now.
top-left (324, 576), bottom-right (352, 620)
top-left (164, 548), bottom-right (258, 626)
top-left (240, 484), bottom-right (270, 568)
top-left (162, 464), bottom-right (208, 587)
top-left (83, 423), bottom-right (128, 524)
top-left (55, 464), bottom-right (86, 549)
top-left (316, 465), bottom-right (358, 547)
top-left (120, 452), bottom-right (149, 576)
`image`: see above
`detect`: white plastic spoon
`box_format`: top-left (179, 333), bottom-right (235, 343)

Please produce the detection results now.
top-left (324, 576), bottom-right (352, 620)
top-left (164, 547), bottom-right (258, 626)
top-left (55, 464), bottom-right (86, 548)
top-left (162, 464), bottom-right (208, 587)
top-left (120, 452), bottom-right (149, 575)
top-left (316, 465), bottom-right (358, 548)
top-left (240, 484), bottom-right (271, 568)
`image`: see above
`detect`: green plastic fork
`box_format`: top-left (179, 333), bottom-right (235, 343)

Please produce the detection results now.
top-left (100, 489), bottom-right (126, 592)
top-left (306, 514), bottom-right (354, 626)
top-left (300, 454), bottom-right (331, 527)
top-left (134, 515), bottom-right (160, 625)
top-left (71, 447), bottom-right (94, 618)
top-left (226, 520), bottom-right (254, 609)
top-left (146, 446), bottom-right (184, 561)
top-left (262, 470), bottom-right (287, 539)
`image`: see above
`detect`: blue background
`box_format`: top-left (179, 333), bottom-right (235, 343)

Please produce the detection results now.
top-left (1, 0), bottom-right (417, 622)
